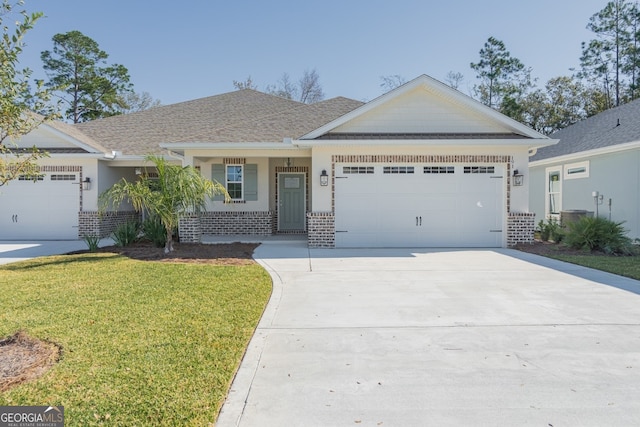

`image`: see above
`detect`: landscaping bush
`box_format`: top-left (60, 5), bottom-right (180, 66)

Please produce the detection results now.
top-left (537, 218), bottom-right (564, 242)
top-left (112, 220), bottom-right (140, 247)
top-left (564, 216), bottom-right (634, 255)
top-left (141, 215), bottom-right (167, 248)
top-left (83, 235), bottom-right (100, 252)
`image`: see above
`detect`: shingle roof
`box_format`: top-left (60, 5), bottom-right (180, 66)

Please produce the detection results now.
top-left (74, 89), bottom-right (364, 155)
top-left (531, 98), bottom-right (640, 161)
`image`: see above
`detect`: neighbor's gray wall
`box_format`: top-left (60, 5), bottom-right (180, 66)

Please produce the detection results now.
top-left (581, 150), bottom-right (640, 239)
top-left (529, 166), bottom-right (546, 227)
top-left (530, 149), bottom-right (640, 239)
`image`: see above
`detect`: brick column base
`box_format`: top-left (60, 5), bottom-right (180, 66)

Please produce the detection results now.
top-left (78, 211), bottom-right (140, 238)
top-left (307, 212), bottom-right (335, 248)
top-left (178, 213), bottom-right (202, 243)
top-left (507, 212), bottom-right (536, 246)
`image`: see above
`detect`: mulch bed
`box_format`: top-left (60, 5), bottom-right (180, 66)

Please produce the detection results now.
top-left (0, 331), bottom-right (61, 392)
top-left (81, 241), bottom-right (260, 265)
top-left (513, 240), bottom-right (587, 256)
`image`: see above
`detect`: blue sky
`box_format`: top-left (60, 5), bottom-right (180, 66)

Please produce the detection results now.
top-left (19, 0), bottom-right (610, 105)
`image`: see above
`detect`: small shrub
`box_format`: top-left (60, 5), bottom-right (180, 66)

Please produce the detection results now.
top-left (564, 216), bottom-right (633, 255)
top-left (537, 218), bottom-right (563, 242)
top-left (83, 235), bottom-right (100, 252)
top-left (112, 220), bottom-right (140, 247)
top-left (142, 215), bottom-right (166, 248)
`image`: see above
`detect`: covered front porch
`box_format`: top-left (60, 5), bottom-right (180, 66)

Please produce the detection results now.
top-left (177, 150), bottom-right (316, 243)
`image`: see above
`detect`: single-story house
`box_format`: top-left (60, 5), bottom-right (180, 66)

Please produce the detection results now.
top-left (1, 74), bottom-right (555, 247)
top-left (529, 98), bottom-right (640, 240)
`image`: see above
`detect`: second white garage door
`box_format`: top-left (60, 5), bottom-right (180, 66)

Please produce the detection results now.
top-left (334, 164), bottom-right (504, 248)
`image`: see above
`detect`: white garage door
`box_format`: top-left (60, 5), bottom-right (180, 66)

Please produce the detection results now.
top-left (0, 173), bottom-right (80, 240)
top-left (335, 164), bottom-right (504, 248)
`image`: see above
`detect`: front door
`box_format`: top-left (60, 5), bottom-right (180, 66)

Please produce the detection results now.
top-left (278, 173), bottom-right (306, 231)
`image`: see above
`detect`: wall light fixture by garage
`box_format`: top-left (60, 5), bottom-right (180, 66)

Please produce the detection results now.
top-left (512, 169), bottom-right (523, 186)
top-left (320, 169), bottom-right (329, 186)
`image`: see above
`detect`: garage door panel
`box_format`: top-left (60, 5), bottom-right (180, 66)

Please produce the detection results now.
top-left (0, 174), bottom-right (80, 240)
top-left (335, 163), bottom-right (504, 248)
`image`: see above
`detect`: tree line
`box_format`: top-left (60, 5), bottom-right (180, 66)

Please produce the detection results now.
top-left (4, 0), bottom-right (639, 136)
top-left (237, 2), bottom-right (640, 136)
top-left (466, 0), bottom-right (640, 134)
top-left (375, 1), bottom-right (640, 135)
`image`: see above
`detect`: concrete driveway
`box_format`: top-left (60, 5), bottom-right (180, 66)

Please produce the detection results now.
top-left (0, 239), bottom-right (113, 265)
top-left (217, 242), bottom-right (640, 427)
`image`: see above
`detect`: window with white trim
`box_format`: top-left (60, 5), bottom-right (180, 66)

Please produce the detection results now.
top-left (546, 167), bottom-right (562, 216)
top-left (226, 165), bottom-right (243, 200)
top-left (564, 160), bottom-right (589, 180)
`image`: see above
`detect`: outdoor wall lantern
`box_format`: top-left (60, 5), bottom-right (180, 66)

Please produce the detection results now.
top-left (83, 177), bottom-right (91, 190)
top-left (513, 169), bottom-right (524, 186)
top-left (320, 169), bottom-right (329, 186)
top-left (135, 167), bottom-right (142, 175)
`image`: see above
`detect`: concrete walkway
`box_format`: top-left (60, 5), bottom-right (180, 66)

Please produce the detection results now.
top-left (217, 242), bottom-right (640, 427)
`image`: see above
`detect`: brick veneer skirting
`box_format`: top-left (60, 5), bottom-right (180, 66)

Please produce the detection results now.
top-left (178, 211), bottom-right (274, 243)
top-left (507, 212), bottom-right (536, 246)
top-left (78, 211), bottom-right (141, 238)
top-left (307, 212), bottom-right (335, 248)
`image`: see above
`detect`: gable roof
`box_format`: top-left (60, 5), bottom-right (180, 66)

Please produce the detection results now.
top-left (11, 113), bottom-right (109, 154)
top-left (44, 118), bottom-right (110, 153)
top-left (301, 75), bottom-right (551, 144)
top-left (531, 98), bottom-right (640, 162)
top-left (75, 89), bottom-right (364, 155)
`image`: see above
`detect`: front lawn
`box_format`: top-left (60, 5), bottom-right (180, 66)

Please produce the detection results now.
top-left (516, 241), bottom-right (640, 281)
top-left (546, 253), bottom-right (640, 281)
top-left (0, 252), bottom-right (271, 425)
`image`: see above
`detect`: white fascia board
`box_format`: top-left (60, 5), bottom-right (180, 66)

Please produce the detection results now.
top-left (47, 153), bottom-right (110, 159)
top-left (294, 138), bottom-right (558, 148)
top-left (99, 154), bottom-right (149, 163)
top-left (529, 140), bottom-right (640, 167)
top-left (159, 142), bottom-right (299, 150)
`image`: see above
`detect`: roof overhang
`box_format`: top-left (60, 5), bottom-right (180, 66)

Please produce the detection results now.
top-left (159, 141), bottom-right (303, 150)
top-left (294, 138), bottom-right (558, 148)
top-left (530, 140), bottom-right (640, 167)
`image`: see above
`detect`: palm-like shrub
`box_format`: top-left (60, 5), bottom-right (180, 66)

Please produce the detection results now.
top-left (142, 215), bottom-right (167, 248)
top-left (564, 216), bottom-right (634, 255)
top-left (100, 155), bottom-right (228, 253)
top-left (112, 220), bottom-right (140, 247)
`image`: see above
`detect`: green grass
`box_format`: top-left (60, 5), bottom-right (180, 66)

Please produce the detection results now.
top-left (546, 253), bottom-right (640, 281)
top-left (0, 253), bottom-right (271, 426)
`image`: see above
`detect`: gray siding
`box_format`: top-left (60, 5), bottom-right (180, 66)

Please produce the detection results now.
top-left (529, 148), bottom-right (640, 239)
top-left (528, 167), bottom-right (546, 225)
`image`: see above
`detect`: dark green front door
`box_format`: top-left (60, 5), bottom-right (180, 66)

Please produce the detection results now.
top-left (278, 173), bottom-right (306, 231)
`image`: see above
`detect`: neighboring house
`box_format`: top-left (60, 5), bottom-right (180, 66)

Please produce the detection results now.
top-left (1, 75), bottom-right (554, 247)
top-left (529, 98), bottom-right (640, 240)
